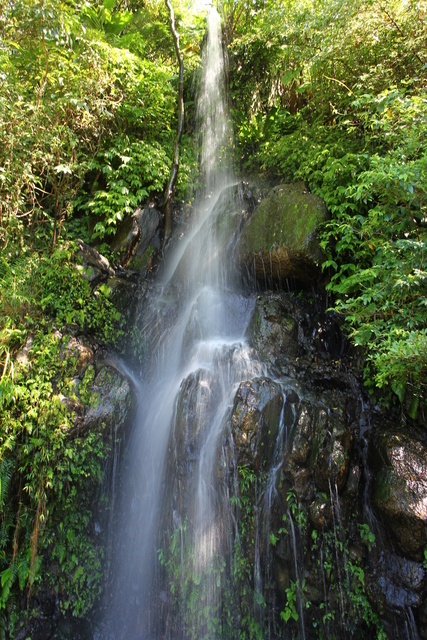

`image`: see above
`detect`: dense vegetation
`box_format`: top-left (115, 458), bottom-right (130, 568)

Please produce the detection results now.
top-left (0, 0), bottom-right (201, 633)
top-left (0, 0), bottom-right (425, 634)
top-left (224, 0), bottom-right (426, 416)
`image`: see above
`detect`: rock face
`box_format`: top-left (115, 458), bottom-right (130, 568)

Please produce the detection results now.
top-left (238, 182), bottom-right (328, 287)
top-left (370, 428), bottom-right (427, 560)
top-left (230, 377), bottom-right (284, 470)
top-left (82, 184), bottom-right (426, 640)
top-left (246, 293), bottom-right (299, 367)
top-left (223, 292), bottom-right (426, 639)
top-left (110, 205), bottom-right (161, 272)
top-left (53, 186), bottom-right (426, 639)
top-left (167, 367), bottom-right (219, 518)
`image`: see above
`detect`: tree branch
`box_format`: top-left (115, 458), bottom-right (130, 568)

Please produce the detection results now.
top-left (164, 0), bottom-right (184, 242)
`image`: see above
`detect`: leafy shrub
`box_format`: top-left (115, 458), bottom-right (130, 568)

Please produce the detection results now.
top-left (0, 329), bottom-right (111, 630)
top-left (227, 0), bottom-right (426, 415)
top-left (76, 137), bottom-right (170, 240)
top-left (0, 244), bottom-right (123, 345)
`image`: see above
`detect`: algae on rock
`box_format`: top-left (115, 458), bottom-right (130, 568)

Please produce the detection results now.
top-left (238, 182), bottom-right (328, 287)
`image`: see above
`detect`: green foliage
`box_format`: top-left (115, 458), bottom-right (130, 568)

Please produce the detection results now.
top-left (176, 134), bottom-right (200, 201)
top-left (158, 465), bottom-right (267, 639)
top-left (0, 0), bottom-right (203, 631)
top-left (158, 520), bottom-right (235, 639)
top-left (0, 0), bottom-right (201, 247)
top-left (270, 491), bottom-right (384, 639)
top-left (76, 136), bottom-right (170, 240)
top-left (0, 0), bottom-right (204, 623)
top-left (0, 243), bottom-right (123, 344)
top-left (308, 516), bottom-right (385, 638)
top-left (225, 0), bottom-right (426, 415)
top-left (318, 89), bottom-right (427, 411)
top-left (0, 237), bottom-right (123, 628)
top-left (0, 327), bottom-right (112, 628)
top-left (281, 580), bottom-right (301, 623)
top-left (357, 523), bottom-right (376, 552)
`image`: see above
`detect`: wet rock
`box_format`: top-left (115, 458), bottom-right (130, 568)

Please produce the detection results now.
top-left (173, 368), bottom-right (218, 458)
top-left (419, 596), bottom-right (427, 639)
top-left (370, 428), bottom-right (427, 560)
top-left (274, 559), bottom-right (291, 592)
top-left (246, 293), bottom-right (299, 367)
top-left (312, 312), bottom-right (347, 361)
top-left (238, 182), bottom-right (328, 287)
top-left (342, 463), bottom-right (361, 500)
top-left (386, 553), bottom-right (424, 592)
top-left (311, 401), bottom-right (352, 493)
top-left (82, 364), bottom-right (133, 432)
top-left (379, 577), bottom-right (422, 608)
top-left (309, 494), bottom-right (332, 529)
top-left (230, 377), bottom-right (284, 470)
top-left (111, 205), bottom-right (161, 271)
top-left (167, 368), bottom-right (219, 515)
top-left (292, 468), bottom-right (312, 501)
top-left (77, 239), bottom-right (115, 280)
top-left (288, 402), bottom-right (314, 467)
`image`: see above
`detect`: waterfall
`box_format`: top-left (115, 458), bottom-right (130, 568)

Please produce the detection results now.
top-left (96, 9), bottom-right (421, 639)
top-left (102, 8), bottom-right (262, 639)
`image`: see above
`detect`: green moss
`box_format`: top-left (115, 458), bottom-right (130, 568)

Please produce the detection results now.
top-left (239, 183), bottom-right (326, 254)
top-left (129, 244), bottom-right (156, 272)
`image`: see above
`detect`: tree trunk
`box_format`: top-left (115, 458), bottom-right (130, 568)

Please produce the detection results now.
top-left (164, 0), bottom-right (184, 242)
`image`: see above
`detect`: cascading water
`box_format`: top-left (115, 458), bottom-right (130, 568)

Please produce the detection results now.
top-left (102, 8), bottom-right (266, 639)
top-left (98, 7), bottom-right (421, 640)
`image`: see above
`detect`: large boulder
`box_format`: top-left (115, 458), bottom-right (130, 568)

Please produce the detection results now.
top-left (370, 427), bottom-right (427, 560)
top-left (230, 377), bottom-right (284, 470)
top-left (238, 182), bottom-right (328, 287)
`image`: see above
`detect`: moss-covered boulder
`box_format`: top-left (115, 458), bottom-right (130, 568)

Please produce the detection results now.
top-left (238, 182), bottom-right (327, 287)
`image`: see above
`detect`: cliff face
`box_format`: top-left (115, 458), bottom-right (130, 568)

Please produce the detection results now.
top-left (136, 183), bottom-right (426, 639)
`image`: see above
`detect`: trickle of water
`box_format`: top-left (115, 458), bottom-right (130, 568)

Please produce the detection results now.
top-left (405, 607), bottom-right (420, 640)
top-left (288, 512), bottom-right (307, 640)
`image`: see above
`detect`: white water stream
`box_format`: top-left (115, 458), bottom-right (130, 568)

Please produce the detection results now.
top-left (103, 9), bottom-right (264, 638)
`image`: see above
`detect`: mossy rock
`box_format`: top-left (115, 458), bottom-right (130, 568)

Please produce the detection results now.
top-left (238, 182), bottom-right (328, 287)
